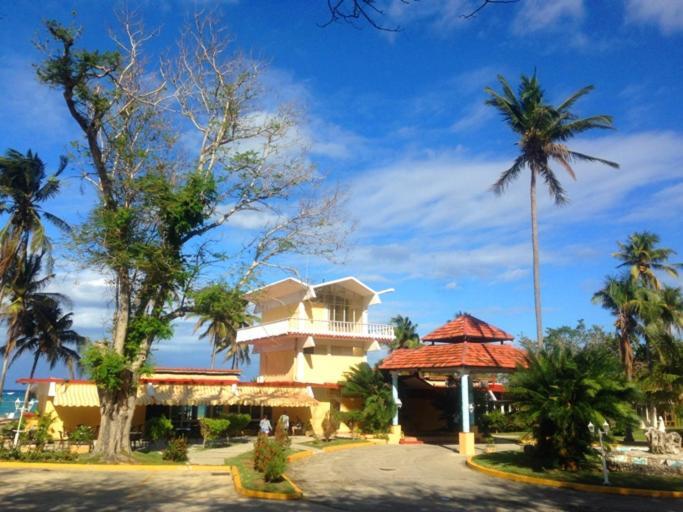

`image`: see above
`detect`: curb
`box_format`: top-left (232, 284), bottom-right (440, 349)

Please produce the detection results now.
top-left (0, 461), bottom-right (228, 472)
top-left (466, 457), bottom-right (683, 499)
top-left (229, 465), bottom-right (303, 501)
top-left (287, 449), bottom-right (316, 462)
top-left (320, 441), bottom-right (376, 453)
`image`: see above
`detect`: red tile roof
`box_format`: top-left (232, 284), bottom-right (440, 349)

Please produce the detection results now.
top-left (379, 342), bottom-right (526, 371)
top-left (423, 314), bottom-right (513, 343)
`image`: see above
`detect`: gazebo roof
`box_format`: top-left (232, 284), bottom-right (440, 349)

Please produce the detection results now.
top-left (423, 313), bottom-right (513, 343)
top-left (379, 342), bottom-right (526, 372)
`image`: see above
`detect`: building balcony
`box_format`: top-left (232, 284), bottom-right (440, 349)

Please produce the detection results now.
top-left (236, 317), bottom-right (395, 344)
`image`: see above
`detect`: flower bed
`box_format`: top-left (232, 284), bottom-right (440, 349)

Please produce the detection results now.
top-left (473, 451), bottom-right (683, 492)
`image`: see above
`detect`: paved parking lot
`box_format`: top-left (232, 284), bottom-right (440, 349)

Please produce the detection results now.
top-left (0, 445), bottom-right (680, 511)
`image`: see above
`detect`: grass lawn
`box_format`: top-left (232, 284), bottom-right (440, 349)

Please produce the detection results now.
top-left (473, 451), bottom-right (683, 492)
top-left (76, 450), bottom-right (184, 465)
top-left (300, 438), bottom-right (369, 449)
top-left (224, 450), bottom-right (299, 495)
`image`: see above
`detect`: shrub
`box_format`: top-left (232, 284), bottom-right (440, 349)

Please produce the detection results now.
top-left (145, 415), bottom-right (174, 443)
top-left (163, 437), bottom-right (188, 462)
top-left (25, 412), bottom-right (55, 450)
top-left (509, 343), bottom-right (639, 469)
top-left (321, 411), bottom-right (339, 441)
top-left (221, 413), bottom-right (250, 437)
top-left (0, 447), bottom-right (77, 462)
top-left (253, 432), bottom-right (269, 471)
top-left (69, 425), bottom-right (95, 445)
top-left (263, 440), bottom-right (287, 482)
top-left (253, 434), bottom-right (288, 481)
top-left (274, 417), bottom-right (290, 447)
top-left (199, 418), bottom-right (231, 446)
top-left (341, 363), bottom-right (396, 433)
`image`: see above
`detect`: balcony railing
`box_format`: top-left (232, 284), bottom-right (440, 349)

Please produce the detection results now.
top-left (236, 317), bottom-right (394, 343)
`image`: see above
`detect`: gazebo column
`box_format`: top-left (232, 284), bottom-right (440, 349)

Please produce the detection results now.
top-left (388, 372), bottom-right (402, 444)
top-left (458, 371), bottom-right (475, 456)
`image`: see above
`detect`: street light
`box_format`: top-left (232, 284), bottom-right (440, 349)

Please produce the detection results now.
top-left (588, 421), bottom-right (610, 485)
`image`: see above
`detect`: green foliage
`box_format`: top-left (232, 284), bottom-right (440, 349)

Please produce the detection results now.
top-left (509, 343), bottom-right (639, 469)
top-left (199, 417), bottom-right (231, 444)
top-left (222, 413), bottom-right (250, 437)
top-left (29, 412), bottom-right (55, 450)
top-left (263, 441), bottom-right (287, 482)
top-left (253, 433), bottom-right (287, 482)
top-left (478, 411), bottom-right (527, 434)
top-left (0, 447), bottom-right (77, 462)
top-left (69, 425), bottom-right (95, 444)
top-left (163, 437), bottom-right (188, 462)
top-left (81, 344), bottom-right (127, 392)
top-left (340, 363), bottom-right (396, 433)
top-left (191, 283), bottom-right (252, 368)
top-left (253, 432), bottom-right (269, 472)
top-left (125, 316), bottom-right (173, 360)
top-left (389, 315), bottom-right (421, 351)
top-left (145, 415), bottom-right (174, 443)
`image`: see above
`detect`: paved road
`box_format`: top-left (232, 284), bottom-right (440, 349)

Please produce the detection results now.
top-left (0, 445), bottom-right (681, 511)
top-left (288, 444), bottom-right (683, 512)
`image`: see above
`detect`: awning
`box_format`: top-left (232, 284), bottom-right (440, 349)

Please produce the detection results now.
top-left (40, 381), bottom-right (319, 408)
top-left (53, 383), bottom-right (101, 407)
top-left (232, 385), bottom-right (319, 408)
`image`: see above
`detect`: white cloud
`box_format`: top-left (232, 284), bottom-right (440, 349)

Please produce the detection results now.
top-left (626, 0), bottom-right (683, 34)
top-left (512, 0), bottom-right (584, 34)
top-left (451, 102), bottom-right (495, 132)
top-left (342, 131), bottom-right (683, 282)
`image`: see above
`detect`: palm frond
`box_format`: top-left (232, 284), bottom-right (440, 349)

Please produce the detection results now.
top-left (491, 156), bottom-right (525, 195)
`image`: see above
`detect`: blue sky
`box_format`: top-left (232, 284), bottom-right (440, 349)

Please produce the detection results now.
top-left (1, 0), bottom-right (682, 385)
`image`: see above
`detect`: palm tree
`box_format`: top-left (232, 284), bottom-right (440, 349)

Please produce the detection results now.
top-left (508, 342), bottom-right (637, 469)
top-left (592, 276), bottom-right (648, 381)
top-left (613, 231), bottom-right (682, 290)
top-left (341, 362), bottom-right (396, 433)
top-left (192, 284), bottom-right (252, 369)
top-left (485, 74), bottom-right (618, 347)
top-left (5, 297), bottom-right (84, 447)
top-left (0, 149), bottom-right (70, 266)
top-left (389, 315), bottom-right (420, 351)
top-left (0, 253), bottom-right (69, 398)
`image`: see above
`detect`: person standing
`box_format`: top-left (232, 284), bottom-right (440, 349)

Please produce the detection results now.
top-left (259, 416), bottom-right (273, 435)
top-left (280, 412), bottom-right (290, 434)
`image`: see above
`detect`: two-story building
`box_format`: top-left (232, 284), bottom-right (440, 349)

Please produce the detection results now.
top-left (17, 276), bottom-right (394, 439)
top-left (236, 276), bottom-right (395, 432)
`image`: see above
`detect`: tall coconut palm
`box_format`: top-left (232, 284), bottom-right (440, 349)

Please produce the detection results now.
top-left (592, 276), bottom-right (649, 381)
top-left (389, 315), bottom-right (421, 351)
top-left (5, 298), bottom-right (84, 447)
top-left (613, 231), bottom-right (682, 290)
top-left (0, 149), bottom-right (70, 266)
top-left (485, 74), bottom-right (618, 347)
top-left (192, 284), bottom-right (252, 369)
top-left (0, 253), bottom-right (69, 398)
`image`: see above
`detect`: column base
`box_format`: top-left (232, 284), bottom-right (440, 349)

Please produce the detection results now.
top-left (458, 431), bottom-right (475, 456)
top-left (387, 425), bottom-right (402, 445)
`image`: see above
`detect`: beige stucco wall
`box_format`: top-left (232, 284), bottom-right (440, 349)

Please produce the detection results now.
top-left (302, 341), bottom-right (367, 384)
top-left (39, 398), bottom-right (147, 439)
top-left (261, 303), bottom-right (299, 323)
top-left (259, 349), bottom-right (295, 381)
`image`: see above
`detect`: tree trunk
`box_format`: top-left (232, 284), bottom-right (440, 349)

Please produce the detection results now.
top-left (93, 389), bottom-right (137, 462)
top-left (210, 342), bottom-right (217, 369)
top-left (0, 350), bottom-right (11, 402)
top-left (530, 170), bottom-right (543, 348)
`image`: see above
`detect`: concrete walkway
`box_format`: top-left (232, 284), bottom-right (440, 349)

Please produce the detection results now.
top-left (187, 435), bottom-right (317, 465)
top-left (288, 443), bottom-right (682, 512)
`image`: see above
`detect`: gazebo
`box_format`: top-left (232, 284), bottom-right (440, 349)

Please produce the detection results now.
top-left (379, 314), bottom-right (526, 455)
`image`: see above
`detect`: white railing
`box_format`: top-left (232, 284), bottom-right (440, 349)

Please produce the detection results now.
top-left (236, 317), bottom-right (394, 343)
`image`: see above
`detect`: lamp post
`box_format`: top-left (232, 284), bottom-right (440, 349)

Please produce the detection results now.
top-left (588, 420), bottom-right (610, 485)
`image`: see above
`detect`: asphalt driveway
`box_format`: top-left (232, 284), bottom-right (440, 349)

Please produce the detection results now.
top-left (288, 444), bottom-right (683, 512)
top-left (0, 445), bottom-right (680, 511)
